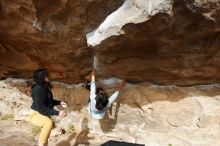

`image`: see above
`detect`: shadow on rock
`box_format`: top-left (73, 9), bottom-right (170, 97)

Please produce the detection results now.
top-left (99, 102), bottom-right (120, 133)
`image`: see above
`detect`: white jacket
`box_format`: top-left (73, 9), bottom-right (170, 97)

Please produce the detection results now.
top-left (87, 81), bottom-right (119, 119)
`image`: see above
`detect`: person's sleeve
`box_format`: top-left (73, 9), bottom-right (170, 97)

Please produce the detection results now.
top-left (53, 99), bottom-right (61, 106)
top-left (108, 91), bottom-right (120, 106)
top-left (33, 88), bottom-right (59, 116)
top-left (90, 81), bottom-right (96, 101)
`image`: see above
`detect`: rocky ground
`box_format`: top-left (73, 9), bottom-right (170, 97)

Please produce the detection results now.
top-left (1, 78), bottom-right (220, 146)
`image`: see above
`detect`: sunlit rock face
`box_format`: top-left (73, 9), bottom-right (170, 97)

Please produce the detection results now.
top-left (89, 0), bottom-right (220, 86)
top-left (2, 79), bottom-right (220, 146)
top-left (0, 0), bottom-right (123, 83)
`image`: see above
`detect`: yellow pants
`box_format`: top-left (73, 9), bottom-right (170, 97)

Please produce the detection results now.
top-left (29, 111), bottom-right (53, 144)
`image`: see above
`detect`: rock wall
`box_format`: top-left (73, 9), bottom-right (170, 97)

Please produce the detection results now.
top-left (88, 0), bottom-right (220, 85)
top-left (2, 79), bottom-right (220, 146)
top-left (1, 0), bottom-right (220, 85)
top-left (0, 0), bottom-right (123, 83)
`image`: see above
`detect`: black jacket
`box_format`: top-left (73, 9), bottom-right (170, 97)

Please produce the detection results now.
top-left (31, 83), bottom-right (60, 116)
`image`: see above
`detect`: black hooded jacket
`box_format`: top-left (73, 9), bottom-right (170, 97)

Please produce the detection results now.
top-left (31, 68), bottom-right (60, 116)
top-left (31, 83), bottom-right (60, 116)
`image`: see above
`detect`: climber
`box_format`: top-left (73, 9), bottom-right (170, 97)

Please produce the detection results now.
top-left (87, 68), bottom-right (125, 119)
top-left (28, 68), bottom-right (68, 146)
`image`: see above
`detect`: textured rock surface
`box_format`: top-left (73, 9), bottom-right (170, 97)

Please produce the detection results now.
top-left (1, 0), bottom-right (220, 85)
top-left (87, 0), bottom-right (173, 46)
top-left (0, 0), bottom-right (123, 83)
top-left (2, 79), bottom-right (220, 146)
top-left (89, 0), bottom-right (220, 85)
top-left (0, 120), bottom-right (36, 146)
